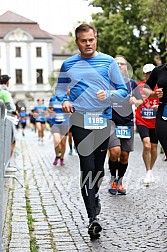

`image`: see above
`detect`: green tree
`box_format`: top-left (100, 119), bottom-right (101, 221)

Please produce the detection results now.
top-left (138, 0), bottom-right (167, 64)
top-left (48, 69), bottom-right (60, 95)
top-left (85, 0), bottom-right (167, 79)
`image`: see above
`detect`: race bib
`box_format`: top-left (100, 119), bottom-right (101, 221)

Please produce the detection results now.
top-left (54, 113), bottom-right (65, 122)
top-left (162, 105), bottom-right (167, 120)
top-left (115, 126), bottom-right (131, 139)
top-left (84, 112), bottom-right (107, 129)
top-left (141, 108), bottom-right (156, 119)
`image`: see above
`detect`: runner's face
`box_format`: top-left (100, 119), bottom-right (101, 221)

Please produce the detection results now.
top-left (37, 99), bottom-right (44, 105)
top-left (115, 56), bottom-right (127, 76)
top-left (76, 29), bottom-right (97, 58)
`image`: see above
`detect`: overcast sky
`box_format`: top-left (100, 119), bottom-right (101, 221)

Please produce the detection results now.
top-left (0, 0), bottom-right (99, 35)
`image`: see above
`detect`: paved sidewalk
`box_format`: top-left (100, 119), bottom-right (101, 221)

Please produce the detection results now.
top-left (2, 128), bottom-right (167, 252)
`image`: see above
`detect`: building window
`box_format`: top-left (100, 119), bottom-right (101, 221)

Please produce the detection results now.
top-left (36, 47), bottom-right (42, 57)
top-left (36, 69), bottom-right (43, 84)
top-left (15, 47), bottom-right (21, 57)
top-left (16, 69), bottom-right (22, 84)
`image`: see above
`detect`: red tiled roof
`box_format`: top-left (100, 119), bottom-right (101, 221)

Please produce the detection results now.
top-left (0, 11), bottom-right (75, 55)
top-left (0, 11), bottom-right (36, 24)
top-left (51, 34), bottom-right (76, 55)
top-left (0, 23), bottom-right (53, 39)
top-left (0, 11), bottom-right (53, 39)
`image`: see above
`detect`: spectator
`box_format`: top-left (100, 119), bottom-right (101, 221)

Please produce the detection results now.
top-left (0, 74), bottom-right (17, 156)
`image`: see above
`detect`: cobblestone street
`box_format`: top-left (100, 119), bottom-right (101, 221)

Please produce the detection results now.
top-left (2, 128), bottom-right (167, 252)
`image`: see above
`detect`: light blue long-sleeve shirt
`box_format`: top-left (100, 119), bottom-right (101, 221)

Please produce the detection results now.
top-left (56, 52), bottom-right (128, 118)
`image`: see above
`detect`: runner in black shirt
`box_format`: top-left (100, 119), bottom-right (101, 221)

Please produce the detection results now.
top-left (108, 55), bottom-right (143, 195)
top-left (144, 63), bottom-right (167, 159)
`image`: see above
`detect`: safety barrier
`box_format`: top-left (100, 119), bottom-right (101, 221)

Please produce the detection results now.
top-left (0, 100), bottom-right (6, 252)
top-left (0, 100), bottom-right (23, 252)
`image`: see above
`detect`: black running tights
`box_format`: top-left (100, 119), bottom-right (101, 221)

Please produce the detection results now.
top-left (71, 124), bottom-right (110, 218)
top-left (156, 117), bottom-right (167, 157)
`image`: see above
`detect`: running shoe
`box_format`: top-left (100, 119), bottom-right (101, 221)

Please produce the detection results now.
top-left (160, 147), bottom-right (164, 154)
top-left (68, 149), bottom-right (72, 155)
top-left (88, 217), bottom-right (102, 239)
top-left (95, 196), bottom-right (101, 216)
top-left (150, 173), bottom-right (155, 183)
top-left (162, 154), bottom-right (167, 161)
top-left (60, 159), bottom-right (65, 166)
top-left (53, 157), bottom-right (59, 166)
top-left (108, 181), bottom-right (118, 195)
top-left (74, 145), bottom-right (77, 153)
top-left (118, 184), bottom-right (126, 195)
top-left (144, 170), bottom-right (151, 185)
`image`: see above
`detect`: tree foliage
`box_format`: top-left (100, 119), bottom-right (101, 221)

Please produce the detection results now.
top-left (86, 0), bottom-right (167, 79)
top-left (48, 69), bottom-right (60, 95)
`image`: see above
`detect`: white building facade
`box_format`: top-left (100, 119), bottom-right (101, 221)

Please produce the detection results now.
top-left (0, 11), bottom-right (74, 109)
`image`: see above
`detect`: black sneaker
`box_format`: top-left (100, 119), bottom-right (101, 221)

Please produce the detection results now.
top-left (90, 233), bottom-right (100, 240)
top-left (95, 196), bottom-right (101, 216)
top-left (88, 217), bottom-right (102, 239)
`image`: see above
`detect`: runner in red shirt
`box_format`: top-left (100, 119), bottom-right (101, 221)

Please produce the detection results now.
top-left (135, 64), bottom-right (159, 185)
